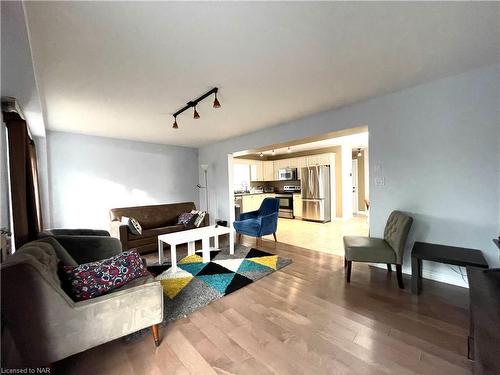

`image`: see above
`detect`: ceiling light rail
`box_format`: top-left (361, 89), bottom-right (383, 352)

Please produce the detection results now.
top-left (172, 87), bottom-right (221, 129)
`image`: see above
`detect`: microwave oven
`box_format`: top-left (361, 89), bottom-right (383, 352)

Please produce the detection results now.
top-left (278, 168), bottom-right (298, 181)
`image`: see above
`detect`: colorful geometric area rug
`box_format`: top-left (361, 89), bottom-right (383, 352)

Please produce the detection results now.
top-left (148, 244), bottom-right (292, 323)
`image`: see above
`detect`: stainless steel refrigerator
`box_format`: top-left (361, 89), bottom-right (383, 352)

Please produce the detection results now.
top-left (301, 166), bottom-right (331, 222)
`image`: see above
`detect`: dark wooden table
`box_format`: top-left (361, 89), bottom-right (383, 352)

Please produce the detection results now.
top-left (411, 241), bottom-right (488, 294)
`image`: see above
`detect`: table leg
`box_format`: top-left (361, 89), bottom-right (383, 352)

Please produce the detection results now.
top-left (202, 237), bottom-right (210, 263)
top-left (229, 230), bottom-right (235, 255)
top-left (214, 235), bottom-right (219, 250)
top-left (188, 241), bottom-right (195, 256)
top-left (171, 244), bottom-right (177, 273)
top-left (158, 239), bottom-right (164, 265)
top-left (411, 256), bottom-right (422, 294)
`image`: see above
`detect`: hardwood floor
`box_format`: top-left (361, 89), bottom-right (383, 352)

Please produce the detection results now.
top-left (56, 237), bottom-right (472, 374)
top-left (266, 216), bottom-right (369, 256)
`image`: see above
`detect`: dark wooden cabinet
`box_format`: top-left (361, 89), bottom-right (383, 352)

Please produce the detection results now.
top-left (467, 267), bottom-right (500, 375)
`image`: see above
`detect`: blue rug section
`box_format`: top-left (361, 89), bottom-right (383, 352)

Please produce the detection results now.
top-left (178, 262), bottom-right (207, 276)
top-left (237, 259), bottom-right (272, 273)
top-left (197, 273), bottom-right (236, 294)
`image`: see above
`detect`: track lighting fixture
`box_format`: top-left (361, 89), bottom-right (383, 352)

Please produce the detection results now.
top-left (171, 87), bottom-right (220, 129)
top-left (213, 92), bottom-right (221, 108)
top-left (271, 149), bottom-right (275, 155)
top-left (287, 147), bottom-right (292, 153)
top-left (259, 152), bottom-right (264, 158)
top-left (357, 148), bottom-right (362, 157)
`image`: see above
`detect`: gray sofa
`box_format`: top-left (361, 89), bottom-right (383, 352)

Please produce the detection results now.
top-left (1, 236), bottom-right (163, 367)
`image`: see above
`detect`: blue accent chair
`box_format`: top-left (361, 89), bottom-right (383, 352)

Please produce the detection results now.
top-left (233, 197), bottom-right (279, 245)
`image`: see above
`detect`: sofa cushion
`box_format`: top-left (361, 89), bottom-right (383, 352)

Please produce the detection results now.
top-left (62, 250), bottom-right (149, 301)
top-left (128, 224), bottom-right (185, 240)
top-left (110, 202), bottom-right (197, 229)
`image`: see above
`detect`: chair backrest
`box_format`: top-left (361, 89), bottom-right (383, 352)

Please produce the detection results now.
top-left (258, 198), bottom-right (280, 216)
top-left (383, 211), bottom-right (413, 261)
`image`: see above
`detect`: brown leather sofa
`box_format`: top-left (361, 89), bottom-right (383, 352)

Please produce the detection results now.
top-left (109, 202), bottom-right (208, 254)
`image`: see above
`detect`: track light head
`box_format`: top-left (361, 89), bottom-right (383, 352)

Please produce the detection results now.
top-left (213, 93), bottom-right (221, 108)
top-left (287, 147), bottom-right (292, 153)
top-left (172, 117), bottom-right (178, 129)
top-left (193, 106), bottom-right (200, 119)
top-left (259, 152), bottom-right (264, 158)
top-left (357, 148), bottom-right (362, 157)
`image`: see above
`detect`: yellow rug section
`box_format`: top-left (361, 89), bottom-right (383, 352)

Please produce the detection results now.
top-left (179, 254), bottom-right (203, 264)
top-left (247, 255), bottom-right (278, 270)
top-left (161, 276), bottom-right (193, 299)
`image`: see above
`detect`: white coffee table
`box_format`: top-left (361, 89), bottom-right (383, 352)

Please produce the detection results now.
top-left (157, 225), bottom-right (235, 272)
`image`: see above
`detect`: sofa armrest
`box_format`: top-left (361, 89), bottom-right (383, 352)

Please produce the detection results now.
top-left (54, 236), bottom-right (122, 264)
top-left (109, 220), bottom-right (129, 250)
top-left (239, 210), bottom-right (259, 221)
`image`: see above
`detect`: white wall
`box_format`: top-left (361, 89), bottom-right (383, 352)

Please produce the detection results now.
top-left (1, 1), bottom-right (45, 137)
top-left (199, 64), bottom-right (500, 286)
top-left (46, 131), bottom-right (200, 230)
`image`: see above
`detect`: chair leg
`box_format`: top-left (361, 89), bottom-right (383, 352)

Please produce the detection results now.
top-left (344, 258), bottom-right (347, 268)
top-left (273, 232), bottom-right (277, 242)
top-left (387, 264), bottom-right (392, 272)
top-left (150, 324), bottom-right (160, 347)
top-left (236, 233), bottom-right (241, 244)
top-left (396, 264), bottom-right (404, 289)
top-left (346, 261), bottom-right (352, 283)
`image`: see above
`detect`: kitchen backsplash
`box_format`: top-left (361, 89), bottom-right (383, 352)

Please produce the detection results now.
top-left (250, 180), bottom-right (301, 192)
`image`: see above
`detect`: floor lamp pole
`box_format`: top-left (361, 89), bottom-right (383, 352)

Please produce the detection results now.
top-left (204, 169), bottom-right (209, 214)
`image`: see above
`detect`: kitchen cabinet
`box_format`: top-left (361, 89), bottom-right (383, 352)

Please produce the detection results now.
top-left (306, 153), bottom-right (330, 166)
top-left (273, 158), bottom-right (296, 179)
top-left (293, 194), bottom-right (302, 218)
top-left (262, 161), bottom-right (274, 181)
top-left (250, 161), bottom-right (263, 181)
top-left (295, 157), bottom-right (307, 179)
top-left (240, 193), bottom-right (275, 213)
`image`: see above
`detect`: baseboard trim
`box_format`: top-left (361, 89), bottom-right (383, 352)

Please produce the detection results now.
top-left (371, 263), bottom-right (468, 288)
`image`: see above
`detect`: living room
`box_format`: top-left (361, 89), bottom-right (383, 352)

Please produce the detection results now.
top-left (1, 2), bottom-right (499, 374)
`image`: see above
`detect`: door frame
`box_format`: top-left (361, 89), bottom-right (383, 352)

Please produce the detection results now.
top-left (352, 159), bottom-right (359, 214)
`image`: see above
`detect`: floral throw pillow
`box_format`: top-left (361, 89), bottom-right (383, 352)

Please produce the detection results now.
top-left (62, 250), bottom-right (149, 301)
top-left (177, 212), bottom-right (196, 226)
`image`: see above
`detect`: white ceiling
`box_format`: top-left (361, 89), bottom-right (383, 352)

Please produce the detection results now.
top-left (24, 2), bottom-right (500, 147)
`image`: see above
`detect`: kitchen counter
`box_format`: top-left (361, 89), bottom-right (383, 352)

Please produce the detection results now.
top-left (234, 192), bottom-right (274, 196)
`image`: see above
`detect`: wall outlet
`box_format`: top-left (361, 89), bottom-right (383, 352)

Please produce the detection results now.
top-left (375, 177), bottom-right (385, 186)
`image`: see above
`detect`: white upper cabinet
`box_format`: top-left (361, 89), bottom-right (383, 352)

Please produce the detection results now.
top-left (262, 161), bottom-right (274, 181)
top-left (250, 161), bottom-right (263, 181)
top-left (306, 153), bottom-right (330, 166)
